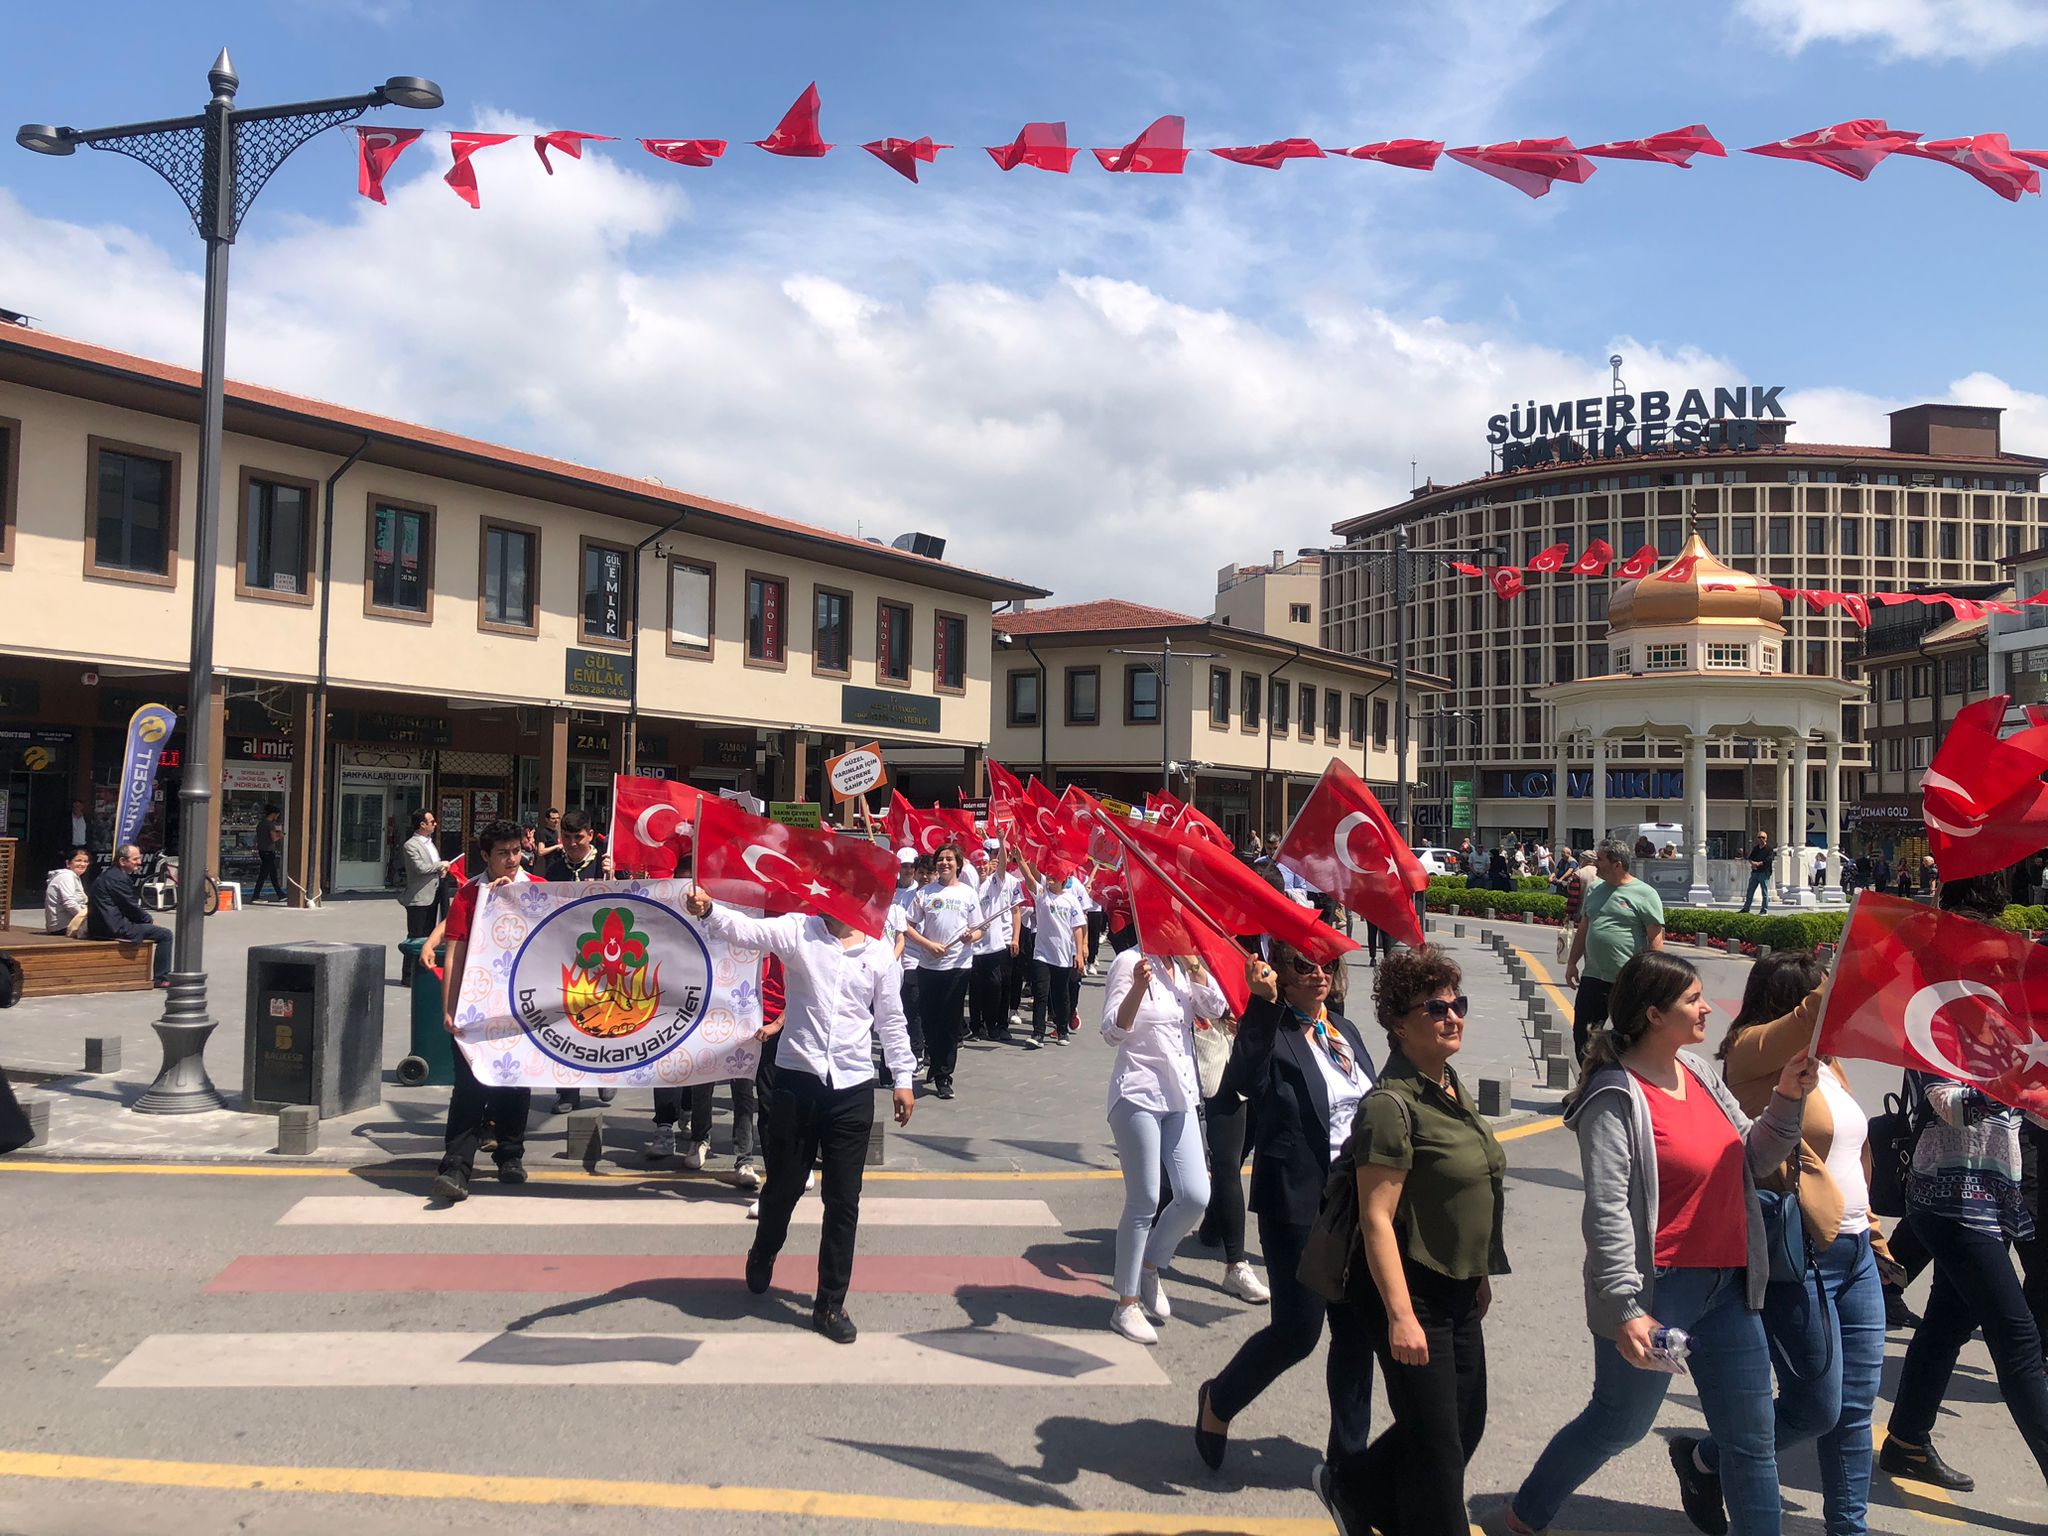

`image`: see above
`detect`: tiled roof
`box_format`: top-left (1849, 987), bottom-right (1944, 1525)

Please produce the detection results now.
top-left (994, 600), bottom-right (1206, 634)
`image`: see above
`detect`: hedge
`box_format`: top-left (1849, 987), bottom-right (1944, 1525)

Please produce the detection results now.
top-left (1426, 884), bottom-right (1850, 952)
top-left (1427, 875), bottom-right (1470, 891)
top-left (1998, 904), bottom-right (2048, 932)
top-left (1514, 874), bottom-right (1552, 892)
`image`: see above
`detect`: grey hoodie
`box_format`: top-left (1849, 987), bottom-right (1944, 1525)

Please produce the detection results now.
top-left (1564, 1048), bottom-right (1805, 1339)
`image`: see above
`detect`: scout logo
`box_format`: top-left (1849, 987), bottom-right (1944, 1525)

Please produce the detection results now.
top-left (509, 893), bottom-right (710, 1073)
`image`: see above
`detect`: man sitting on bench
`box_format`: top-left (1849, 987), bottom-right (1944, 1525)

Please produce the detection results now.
top-left (88, 843), bottom-right (173, 988)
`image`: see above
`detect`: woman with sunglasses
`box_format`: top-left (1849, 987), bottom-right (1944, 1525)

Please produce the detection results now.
top-left (1330, 946), bottom-right (1507, 1536)
top-left (1195, 941), bottom-right (1376, 1503)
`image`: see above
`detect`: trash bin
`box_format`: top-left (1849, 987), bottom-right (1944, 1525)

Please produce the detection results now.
top-left (395, 937), bottom-right (454, 1088)
top-left (243, 940), bottom-right (384, 1115)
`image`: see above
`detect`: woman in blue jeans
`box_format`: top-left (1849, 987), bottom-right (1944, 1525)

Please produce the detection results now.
top-left (1669, 952), bottom-right (1897, 1536)
top-left (1502, 952), bottom-right (1814, 1536)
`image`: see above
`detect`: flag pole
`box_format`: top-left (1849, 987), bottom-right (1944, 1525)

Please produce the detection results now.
top-left (690, 792), bottom-right (705, 889)
top-left (1085, 806), bottom-right (1238, 956)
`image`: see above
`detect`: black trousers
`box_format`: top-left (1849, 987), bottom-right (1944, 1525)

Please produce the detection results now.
top-left (970, 949), bottom-right (1013, 1037)
top-left (1003, 940), bottom-right (1028, 1012)
top-left (1085, 910), bottom-right (1105, 965)
top-left (1197, 1093), bottom-right (1249, 1264)
top-left (1572, 976), bottom-right (1614, 1065)
top-left (1032, 958), bottom-right (1077, 1040)
top-left (439, 1043), bottom-right (529, 1175)
top-left (132, 924), bottom-right (173, 984)
top-left (655, 1080), bottom-right (759, 1158)
top-left (1341, 1263), bottom-right (1489, 1536)
top-left (1365, 922), bottom-right (1390, 962)
top-left (750, 1069), bottom-right (875, 1310)
top-left (405, 903), bottom-right (439, 940)
top-left (900, 970), bottom-right (924, 1062)
top-left (1209, 1216), bottom-right (1374, 1469)
top-left (920, 968), bottom-right (970, 1087)
top-left (253, 849), bottom-right (285, 900)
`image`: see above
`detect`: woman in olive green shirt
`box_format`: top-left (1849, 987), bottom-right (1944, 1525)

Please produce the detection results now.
top-left (1334, 944), bottom-right (1509, 1536)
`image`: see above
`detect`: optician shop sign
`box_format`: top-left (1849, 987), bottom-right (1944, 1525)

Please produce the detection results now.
top-left (1494, 769), bottom-right (1684, 800)
top-left (1487, 385), bottom-right (1787, 472)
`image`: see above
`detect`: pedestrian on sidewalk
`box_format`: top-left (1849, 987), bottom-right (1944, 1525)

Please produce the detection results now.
top-left (685, 882), bottom-right (916, 1345)
top-left (399, 809), bottom-right (450, 983)
top-left (1565, 840), bottom-right (1664, 1065)
top-left (432, 820), bottom-right (543, 1203)
top-left (1739, 830), bottom-right (1773, 914)
top-left (252, 805), bottom-right (286, 902)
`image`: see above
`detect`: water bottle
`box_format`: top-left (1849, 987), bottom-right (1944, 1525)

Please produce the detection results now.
top-left (1649, 1326), bottom-right (1691, 1373)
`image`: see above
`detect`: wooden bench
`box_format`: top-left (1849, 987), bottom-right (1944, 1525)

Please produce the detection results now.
top-left (1, 929), bottom-right (154, 997)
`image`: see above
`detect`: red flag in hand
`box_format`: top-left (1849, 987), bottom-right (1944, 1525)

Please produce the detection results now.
top-left (1746, 120), bottom-right (1919, 181)
top-left (1210, 138), bottom-right (1325, 170)
top-left (1339, 139), bottom-right (1443, 170)
top-left (696, 794), bottom-right (896, 937)
top-left (755, 83), bottom-right (832, 157)
top-left (1923, 696), bottom-right (2048, 880)
top-left (445, 132), bottom-right (516, 208)
top-left (1121, 852), bottom-right (1253, 1015)
top-left (1579, 125), bottom-right (1727, 166)
top-left (1819, 894), bottom-right (2048, 1116)
top-left (1149, 789), bottom-right (1235, 851)
top-left (1276, 757), bottom-right (1427, 947)
top-left (986, 122), bottom-right (1078, 172)
top-left (642, 138), bottom-right (728, 167)
top-left (355, 127), bottom-right (422, 203)
top-left (1094, 116), bottom-right (1189, 173)
top-left (610, 775), bottom-right (706, 877)
top-left (1120, 818), bottom-right (1358, 967)
top-left (1447, 138), bottom-right (1596, 198)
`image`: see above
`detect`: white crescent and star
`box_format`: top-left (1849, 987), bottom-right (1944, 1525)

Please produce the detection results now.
top-left (1919, 770), bottom-right (1985, 840)
top-left (1332, 812), bottom-right (1369, 875)
top-left (1904, 980), bottom-right (2003, 1083)
top-left (739, 843), bottom-right (831, 899)
top-left (633, 804), bottom-right (683, 845)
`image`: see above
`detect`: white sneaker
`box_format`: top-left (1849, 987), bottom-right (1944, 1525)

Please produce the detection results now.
top-left (1109, 1301), bottom-right (1158, 1345)
top-left (682, 1139), bottom-right (709, 1171)
top-left (1223, 1261), bottom-right (1272, 1304)
top-left (745, 1198), bottom-right (760, 1220)
top-left (805, 1169), bottom-right (818, 1194)
top-left (648, 1125), bottom-right (676, 1159)
top-left (1139, 1269), bottom-right (1172, 1322)
top-left (734, 1160), bottom-right (761, 1190)
top-left (1008, 1010), bottom-right (1023, 1027)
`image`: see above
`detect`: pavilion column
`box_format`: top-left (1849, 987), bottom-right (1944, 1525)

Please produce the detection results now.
top-left (1821, 738), bottom-right (1846, 904)
top-left (1789, 736), bottom-right (1816, 907)
top-left (1590, 735), bottom-right (1607, 851)
top-left (1774, 744), bottom-right (1793, 896)
top-left (1553, 737), bottom-right (1571, 854)
top-left (1687, 733), bottom-right (1712, 905)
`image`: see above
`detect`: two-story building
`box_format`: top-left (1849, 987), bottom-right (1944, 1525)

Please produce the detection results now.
top-left (0, 324), bottom-right (1043, 902)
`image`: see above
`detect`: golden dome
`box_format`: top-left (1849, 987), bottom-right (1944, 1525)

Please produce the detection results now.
top-left (1605, 531), bottom-right (1785, 634)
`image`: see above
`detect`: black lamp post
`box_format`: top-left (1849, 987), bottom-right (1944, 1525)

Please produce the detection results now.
top-left (18, 53), bottom-right (442, 1113)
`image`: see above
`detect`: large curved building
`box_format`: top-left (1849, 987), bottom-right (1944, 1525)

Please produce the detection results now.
top-left (1323, 395), bottom-right (2046, 862)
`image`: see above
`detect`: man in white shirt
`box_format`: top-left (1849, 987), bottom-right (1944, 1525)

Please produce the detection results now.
top-left (1022, 859), bottom-right (1089, 1049)
top-left (970, 838), bottom-right (1023, 1044)
top-left (68, 799), bottom-right (90, 851)
top-left (685, 884), bottom-right (916, 1345)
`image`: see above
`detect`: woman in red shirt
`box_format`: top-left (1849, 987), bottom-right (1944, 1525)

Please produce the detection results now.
top-left (1502, 952), bottom-right (1815, 1536)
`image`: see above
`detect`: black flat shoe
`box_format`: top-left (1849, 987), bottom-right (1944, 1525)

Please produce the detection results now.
top-left (813, 1306), bottom-right (858, 1345)
top-left (495, 1160), bottom-right (527, 1185)
top-left (745, 1248), bottom-right (775, 1296)
top-left (1883, 1285), bottom-right (1921, 1330)
top-left (1880, 1436), bottom-right (1975, 1492)
top-left (1667, 1436), bottom-right (1728, 1536)
top-left (430, 1166), bottom-right (469, 1203)
top-left (1193, 1380), bottom-right (1227, 1471)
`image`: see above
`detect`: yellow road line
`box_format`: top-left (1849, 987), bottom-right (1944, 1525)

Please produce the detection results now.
top-left (0, 1449), bottom-right (1329, 1535)
top-left (1496, 1116), bottom-right (1563, 1143)
top-left (1511, 944), bottom-right (1578, 1024)
top-left (0, 1159), bottom-right (1131, 1184)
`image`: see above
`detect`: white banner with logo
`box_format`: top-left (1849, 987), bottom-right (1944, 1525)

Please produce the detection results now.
top-left (451, 878), bottom-right (764, 1090)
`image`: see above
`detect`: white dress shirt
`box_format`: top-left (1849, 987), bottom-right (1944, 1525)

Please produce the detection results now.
top-left (909, 878), bottom-right (981, 972)
top-left (1306, 1032), bottom-right (1369, 1160)
top-left (1098, 948), bottom-right (1227, 1115)
top-left (699, 905), bottom-right (915, 1091)
top-left (973, 869), bottom-right (1023, 956)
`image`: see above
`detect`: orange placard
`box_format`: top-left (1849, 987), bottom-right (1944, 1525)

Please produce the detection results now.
top-left (824, 742), bottom-right (888, 804)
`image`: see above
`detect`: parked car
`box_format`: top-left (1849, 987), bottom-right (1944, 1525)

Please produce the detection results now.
top-left (1413, 846), bottom-right (1461, 878)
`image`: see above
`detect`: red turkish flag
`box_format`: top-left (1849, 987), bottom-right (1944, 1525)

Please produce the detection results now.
top-left (1094, 116), bottom-right (1189, 173)
top-left (1491, 566), bottom-right (1525, 600)
top-left (1924, 695), bottom-right (2048, 880)
top-left (1818, 894), bottom-right (2048, 1117)
top-left (1570, 539), bottom-right (1615, 576)
top-left (445, 131), bottom-right (515, 208)
top-left (1276, 757), bottom-right (1427, 947)
top-left (1615, 544), bottom-right (1660, 579)
top-left (988, 759), bottom-right (1027, 806)
top-left (1745, 120), bottom-right (1919, 181)
top-left (1451, 562), bottom-right (1485, 578)
top-left (1840, 593), bottom-right (1871, 629)
top-left (1015, 779), bottom-right (1086, 880)
top-left (696, 794), bottom-right (896, 937)
top-left (1447, 138), bottom-right (1596, 198)
top-left (1338, 139), bottom-right (1444, 170)
top-left (1528, 542), bottom-right (1570, 573)
top-left (1151, 790), bottom-right (1235, 852)
top-left (1120, 851), bottom-right (1254, 1015)
top-left (641, 138), bottom-right (728, 167)
top-left (755, 83), bottom-right (832, 157)
top-left (609, 775), bottom-right (707, 878)
top-left (986, 122), bottom-right (1078, 172)
top-left (1578, 125), bottom-right (1727, 167)
top-left (1654, 552), bottom-right (1703, 583)
top-left (533, 132), bottom-right (614, 174)
top-left (1897, 133), bottom-right (2041, 201)
top-left (863, 136), bottom-right (950, 183)
top-left (1210, 138), bottom-right (1325, 169)
top-left (354, 127), bottom-right (422, 203)
top-left (1120, 818), bottom-right (1358, 967)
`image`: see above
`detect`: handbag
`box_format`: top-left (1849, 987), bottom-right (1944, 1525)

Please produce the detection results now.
top-left (1758, 1112), bottom-right (1834, 1383)
top-left (1298, 1141), bottom-right (1363, 1303)
top-left (1865, 1071), bottom-right (1924, 1220)
top-left (1192, 1016), bottom-right (1231, 1101)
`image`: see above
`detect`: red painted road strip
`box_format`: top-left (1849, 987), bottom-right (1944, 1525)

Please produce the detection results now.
top-left (206, 1253), bottom-right (1104, 1297)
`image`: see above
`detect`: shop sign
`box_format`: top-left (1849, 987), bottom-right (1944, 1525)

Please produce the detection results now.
top-left (1487, 385), bottom-right (1787, 472)
top-left (769, 801), bottom-right (823, 829)
top-left (586, 546), bottom-right (628, 642)
top-left (345, 709), bottom-right (452, 747)
top-left (1449, 780), bottom-right (1475, 830)
top-left (570, 724), bottom-right (612, 759)
top-left (0, 679), bottom-right (41, 717)
top-left (232, 736), bottom-right (294, 761)
top-left (565, 647), bottom-right (633, 701)
top-left (824, 741), bottom-right (887, 802)
top-left (339, 745), bottom-right (427, 771)
top-left (1495, 769), bottom-right (1684, 800)
top-left (841, 684), bottom-right (940, 735)
top-left (706, 739), bottom-right (753, 768)
top-left (222, 762), bottom-right (291, 795)
top-left (0, 727), bottom-right (75, 773)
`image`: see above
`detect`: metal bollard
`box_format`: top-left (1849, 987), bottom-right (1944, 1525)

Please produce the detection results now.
top-left (1477, 1077), bottom-right (1510, 1116)
top-left (276, 1104), bottom-right (319, 1156)
top-left (564, 1108), bottom-right (604, 1164)
top-left (83, 1036), bottom-right (122, 1074)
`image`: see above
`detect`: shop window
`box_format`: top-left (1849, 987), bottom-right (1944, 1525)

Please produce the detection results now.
top-left (745, 572), bottom-right (787, 665)
top-left (877, 600), bottom-right (911, 684)
top-left (813, 586), bottom-right (851, 676)
top-left (1065, 666), bottom-right (1099, 725)
top-left (666, 559), bottom-right (714, 657)
top-left (88, 437), bottom-right (180, 585)
top-left (934, 611), bottom-right (966, 693)
top-left (1126, 664), bottom-right (1159, 724)
top-left (366, 496), bottom-right (433, 619)
top-left (580, 538), bottom-right (631, 646)
top-left (238, 470), bottom-right (314, 603)
top-left (1210, 666), bottom-right (1231, 727)
top-left (478, 517), bottom-right (540, 635)
top-left (1007, 669), bottom-right (1039, 727)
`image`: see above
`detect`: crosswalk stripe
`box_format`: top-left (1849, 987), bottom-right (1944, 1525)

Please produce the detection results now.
top-left (206, 1253), bottom-right (1103, 1296)
top-left (276, 1194), bottom-right (1060, 1227)
top-left (97, 1330), bottom-right (1166, 1389)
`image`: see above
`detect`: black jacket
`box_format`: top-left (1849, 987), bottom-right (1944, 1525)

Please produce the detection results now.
top-left (86, 866), bottom-right (153, 941)
top-left (1219, 995), bottom-right (1375, 1228)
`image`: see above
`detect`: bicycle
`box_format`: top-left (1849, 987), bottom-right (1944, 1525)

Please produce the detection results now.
top-left (143, 853), bottom-right (220, 917)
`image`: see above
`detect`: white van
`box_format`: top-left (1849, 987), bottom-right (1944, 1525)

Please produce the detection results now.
top-left (1637, 822), bottom-right (1685, 857)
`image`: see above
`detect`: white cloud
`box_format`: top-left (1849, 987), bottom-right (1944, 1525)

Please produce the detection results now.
top-left (1739, 0), bottom-right (2048, 62)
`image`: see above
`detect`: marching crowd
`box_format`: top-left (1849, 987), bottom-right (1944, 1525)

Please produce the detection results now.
top-left (407, 808), bottom-right (2047, 1536)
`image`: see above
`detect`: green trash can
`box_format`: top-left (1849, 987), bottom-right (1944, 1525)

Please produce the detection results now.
top-left (395, 937), bottom-right (454, 1087)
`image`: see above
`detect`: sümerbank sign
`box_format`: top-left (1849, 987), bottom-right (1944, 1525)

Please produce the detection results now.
top-left (1487, 385), bottom-right (1787, 472)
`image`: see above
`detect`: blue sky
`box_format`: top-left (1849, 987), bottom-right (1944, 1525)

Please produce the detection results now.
top-left (4, 1), bottom-right (2047, 603)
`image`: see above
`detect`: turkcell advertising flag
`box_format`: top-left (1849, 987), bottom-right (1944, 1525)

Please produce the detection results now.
top-left (113, 703), bottom-right (178, 848)
top-left (452, 878), bottom-right (764, 1090)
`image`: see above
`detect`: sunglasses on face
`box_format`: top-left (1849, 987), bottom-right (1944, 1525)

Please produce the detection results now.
top-left (1410, 996), bottom-right (1470, 1020)
top-left (1283, 957), bottom-right (1333, 978)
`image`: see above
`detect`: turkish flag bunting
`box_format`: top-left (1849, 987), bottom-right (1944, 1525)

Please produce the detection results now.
top-left (1578, 125), bottom-right (1727, 166)
top-left (1210, 138), bottom-right (1325, 170)
top-left (1338, 139), bottom-right (1444, 170)
top-left (641, 138), bottom-right (728, 167)
top-left (1745, 119), bottom-right (1919, 181)
top-left (1118, 817), bottom-right (1358, 968)
top-left (1840, 593), bottom-right (1871, 629)
top-left (1923, 695), bottom-right (2048, 881)
top-left (755, 83), bottom-right (832, 157)
top-left (354, 127), bottom-right (422, 203)
top-left (1491, 566), bottom-right (1526, 599)
top-left (534, 132), bottom-right (615, 174)
top-left (863, 136), bottom-right (951, 183)
top-left (986, 122), bottom-right (1078, 172)
top-left (1570, 538), bottom-right (1615, 575)
top-left (1528, 542), bottom-right (1570, 573)
top-left (445, 131), bottom-right (515, 208)
top-left (1276, 757), bottom-right (1428, 947)
top-left (1615, 544), bottom-right (1660, 579)
top-left (695, 794), bottom-right (896, 937)
top-left (609, 774), bottom-right (707, 878)
top-left (1898, 133), bottom-right (2041, 201)
top-left (1654, 553), bottom-right (1704, 583)
top-left (1817, 894), bottom-right (2048, 1117)
top-left (1447, 138), bottom-right (1596, 198)
top-left (1094, 116), bottom-right (1189, 173)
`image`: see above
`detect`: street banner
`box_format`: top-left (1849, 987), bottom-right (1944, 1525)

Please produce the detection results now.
top-left (113, 703), bottom-right (177, 850)
top-left (824, 742), bottom-right (887, 803)
top-left (1816, 893), bottom-right (2048, 1116)
top-left (452, 879), bottom-right (763, 1091)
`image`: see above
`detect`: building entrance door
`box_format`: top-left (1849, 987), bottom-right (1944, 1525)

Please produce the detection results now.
top-left (336, 783), bottom-right (388, 891)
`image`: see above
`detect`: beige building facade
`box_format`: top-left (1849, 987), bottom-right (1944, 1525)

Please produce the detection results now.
top-left (1210, 550), bottom-right (1321, 642)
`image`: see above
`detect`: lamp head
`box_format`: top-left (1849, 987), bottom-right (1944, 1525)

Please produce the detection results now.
top-left (377, 76), bottom-right (444, 110)
top-left (16, 125), bottom-right (76, 156)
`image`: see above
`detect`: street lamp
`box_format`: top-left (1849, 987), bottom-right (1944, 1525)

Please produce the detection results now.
top-left (19, 53), bottom-right (442, 1114)
top-left (1109, 638), bottom-right (1220, 795)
